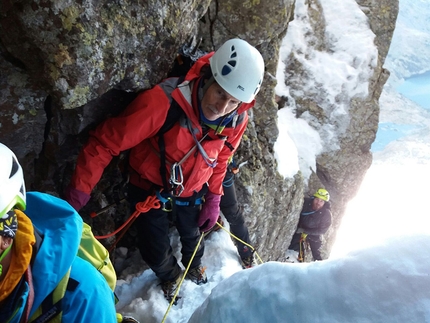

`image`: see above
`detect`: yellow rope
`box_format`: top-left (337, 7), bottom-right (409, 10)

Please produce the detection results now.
top-left (298, 233), bottom-right (307, 262)
top-left (161, 220), bottom-right (263, 322)
top-left (161, 232), bottom-right (205, 323)
top-left (214, 221), bottom-right (264, 265)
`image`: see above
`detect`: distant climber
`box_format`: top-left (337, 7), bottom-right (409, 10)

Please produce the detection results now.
top-left (287, 188), bottom-right (332, 262)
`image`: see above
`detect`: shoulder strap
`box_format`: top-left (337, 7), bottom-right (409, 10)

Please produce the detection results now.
top-left (157, 76), bottom-right (187, 136)
top-left (158, 76), bottom-right (187, 192)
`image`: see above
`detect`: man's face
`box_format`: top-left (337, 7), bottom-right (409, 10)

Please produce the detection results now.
top-left (201, 82), bottom-right (241, 121)
top-left (312, 197), bottom-right (325, 211)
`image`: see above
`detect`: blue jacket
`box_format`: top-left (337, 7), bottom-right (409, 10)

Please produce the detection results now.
top-left (7, 192), bottom-right (117, 323)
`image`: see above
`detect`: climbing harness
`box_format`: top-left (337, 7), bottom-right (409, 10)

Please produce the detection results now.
top-left (155, 190), bottom-right (204, 211)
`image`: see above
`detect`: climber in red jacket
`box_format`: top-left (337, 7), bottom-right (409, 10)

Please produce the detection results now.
top-left (65, 38), bottom-right (265, 302)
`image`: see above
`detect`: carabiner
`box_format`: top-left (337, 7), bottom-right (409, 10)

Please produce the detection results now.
top-left (170, 162), bottom-right (184, 186)
top-left (170, 184), bottom-right (184, 197)
top-left (161, 196), bottom-right (173, 212)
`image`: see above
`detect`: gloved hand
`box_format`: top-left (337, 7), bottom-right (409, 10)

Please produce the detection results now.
top-left (300, 232), bottom-right (308, 240)
top-left (198, 191), bottom-right (221, 232)
top-left (64, 185), bottom-right (91, 211)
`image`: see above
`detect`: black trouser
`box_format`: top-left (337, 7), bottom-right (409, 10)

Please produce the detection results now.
top-left (129, 184), bottom-right (204, 282)
top-left (220, 170), bottom-right (251, 259)
top-left (289, 232), bottom-right (323, 261)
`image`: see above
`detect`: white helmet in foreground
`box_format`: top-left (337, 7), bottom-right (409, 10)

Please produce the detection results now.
top-left (210, 38), bottom-right (265, 103)
top-left (0, 143), bottom-right (26, 218)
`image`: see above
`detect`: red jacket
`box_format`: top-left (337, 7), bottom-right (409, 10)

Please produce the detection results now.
top-left (71, 53), bottom-right (254, 198)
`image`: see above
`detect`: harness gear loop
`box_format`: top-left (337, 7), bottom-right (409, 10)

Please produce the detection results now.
top-left (161, 233), bottom-right (205, 323)
top-left (95, 195), bottom-right (161, 252)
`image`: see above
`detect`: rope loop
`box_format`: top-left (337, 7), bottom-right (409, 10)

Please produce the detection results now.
top-left (95, 195), bottom-right (161, 241)
top-left (135, 195), bottom-right (161, 214)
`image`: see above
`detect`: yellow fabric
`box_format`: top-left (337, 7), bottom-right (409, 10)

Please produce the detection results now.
top-left (29, 268), bottom-right (71, 323)
top-left (0, 210), bottom-right (35, 302)
top-left (78, 222), bottom-right (117, 291)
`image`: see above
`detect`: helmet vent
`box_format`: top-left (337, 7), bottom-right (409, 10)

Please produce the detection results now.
top-left (10, 156), bottom-right (19, 179)
top-left (253, 79), bottom-right (262, 95)
top-left (221, 65), bottom-right (232, 76)
top-left (220, 46), bottom-right (239, 76)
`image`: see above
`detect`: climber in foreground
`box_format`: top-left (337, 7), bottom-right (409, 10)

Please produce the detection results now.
top-left (287, 188), bottom-right (332, 262)
top-left (64, 38), bottom-right (265, 302)
top-left (0, 143), bottom-right (118, 322)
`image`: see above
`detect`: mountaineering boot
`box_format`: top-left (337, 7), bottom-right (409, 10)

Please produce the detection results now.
top-left (185, 265), bottom-right (208, 285)
top-left (241, 253), bottom-right (256, 269)
top-left (161, 274), bottom-right (182, 305)
top-left (239, 245), bottom-right (256, 269)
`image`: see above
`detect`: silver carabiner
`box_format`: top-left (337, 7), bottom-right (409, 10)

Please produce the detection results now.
top-left (169, 163), bottom-right (185, 196)
top-left (170, 162), bottom-right (183, 186)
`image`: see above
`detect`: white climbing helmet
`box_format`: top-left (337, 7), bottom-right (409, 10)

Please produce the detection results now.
top-left (0, 143), bottom-right (26, 218)
top-left (209, 38), bottom-right (265, 103)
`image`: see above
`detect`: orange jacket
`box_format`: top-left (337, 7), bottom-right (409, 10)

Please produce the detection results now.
top-left (71, 53), bottom-right (254, 198)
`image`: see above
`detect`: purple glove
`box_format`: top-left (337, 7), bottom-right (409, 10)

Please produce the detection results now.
top-left (198, 191), bottom-right (221, 232)
top-left (64, 185), bottom-right (91, 211)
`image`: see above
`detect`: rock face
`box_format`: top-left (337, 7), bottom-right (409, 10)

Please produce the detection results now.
top-left (0, 0), bottom-right (397, 262)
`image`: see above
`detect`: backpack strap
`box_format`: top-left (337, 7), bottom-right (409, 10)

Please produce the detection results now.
top-left (158, 75), bottom-right (186, 194)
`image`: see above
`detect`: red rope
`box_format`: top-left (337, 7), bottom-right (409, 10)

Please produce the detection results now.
top-left (95, 195), bottom-right (161, 241)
